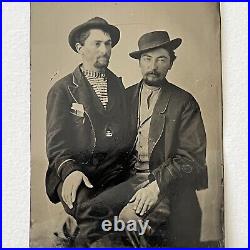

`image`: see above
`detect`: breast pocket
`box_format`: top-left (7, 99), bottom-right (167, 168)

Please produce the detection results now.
top-left (70, 111), bottom-right (86, 126)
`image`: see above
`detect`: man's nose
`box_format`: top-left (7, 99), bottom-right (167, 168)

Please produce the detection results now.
top-left (148, 60), bottom-right (158, 71)
top-left (99, 43), bottom-right (107, 54)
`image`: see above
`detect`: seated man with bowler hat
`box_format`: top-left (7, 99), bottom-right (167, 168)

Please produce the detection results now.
top-left (117, 31), bottom-right (208, 247)
top-left (45, 17), bottom-right (132, 247)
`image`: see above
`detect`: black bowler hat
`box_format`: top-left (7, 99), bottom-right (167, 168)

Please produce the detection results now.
top-left (68, 17), bottom-right (120, 53)
top-left (129, 31), bottom-right (182, 59)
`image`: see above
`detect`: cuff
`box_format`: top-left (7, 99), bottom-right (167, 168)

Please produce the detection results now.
top-left (151, 162), bottom-right (176, 194)
top-left (57, 159), bottom-right (83, 181)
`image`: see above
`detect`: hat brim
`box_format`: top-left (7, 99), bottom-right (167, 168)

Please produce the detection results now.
top-left (69, 23), bottom-right (120, 53)
top-left (129, 38), bottom-right (182, 59)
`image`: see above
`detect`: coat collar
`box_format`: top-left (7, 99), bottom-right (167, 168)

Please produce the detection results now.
top-left (69, 65), bottom-right (118, 114)
top-left (148, 80), bottom-right (173, 158)
top-left (69, 65), bottom-right (93, 114)
top-left (130, 79), bottom-right (173, 159)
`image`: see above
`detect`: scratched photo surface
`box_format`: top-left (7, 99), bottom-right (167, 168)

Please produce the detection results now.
top-left (30, 2), bottom-right (223, 247)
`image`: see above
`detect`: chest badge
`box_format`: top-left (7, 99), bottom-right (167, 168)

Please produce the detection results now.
top-left (71, 103), bottom-right (85, 118)
top-left (106, 129), bottom-right (113, 137)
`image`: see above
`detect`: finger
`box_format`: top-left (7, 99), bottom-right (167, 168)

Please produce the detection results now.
top-left (129, 193), bottom-right (136, 202)
top-left (67, 188), bottom-right (73, 209)
top-left (71, 185), bottom-right (78, 203)
top-left (63, 185), bottom-right (73, 209)
top-left (140, 202), bottom-right (149, 216)
top-left (147, 202), bottom-right (154, 211)
top-left (62, 186), bottom-right (67, 205)
top-left (136, 197), bottom-right (145, 214)
top-left (62, 184), bottom-right (69, 206)
top-left (133, 195), bottom-right (142, 210)
top-left (82, 176), bottom-right (93, 188)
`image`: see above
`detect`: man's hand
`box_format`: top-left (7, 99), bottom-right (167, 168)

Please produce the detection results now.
top-left (129, 181), bottom-right (160, 216)
top-left (62, 171), bottom-right (93, 209)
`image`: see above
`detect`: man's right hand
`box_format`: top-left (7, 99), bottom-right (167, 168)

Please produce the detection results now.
top-left (62, 170), bottom-right (93, 209)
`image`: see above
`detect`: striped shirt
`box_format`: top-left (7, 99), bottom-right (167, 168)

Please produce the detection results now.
top-left (83, 69), bottom-right (108, 109)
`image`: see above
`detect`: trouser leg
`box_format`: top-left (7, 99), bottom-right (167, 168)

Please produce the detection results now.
top-left (57, 173), bottom-right (150, 247)
top-left (119, 196), bottom-right (171, 247)
top-left (167, 186), bottom-right (202, 247)
top-left (57, 182), bottom-right (103, 247)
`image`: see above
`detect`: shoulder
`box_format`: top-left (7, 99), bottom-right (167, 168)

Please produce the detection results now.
top-left (106, 69), bottom-right (125, 91)
top-left (106, 68), bottom-right (122, 83)
top-left (125, 83), bottom-right (139, 96)
top-left (126, 83), bottom-right (138, 91)
top-left (47, 73), bottom-right (73, 97)
top-left (168, 82), bottom-right (199, 107)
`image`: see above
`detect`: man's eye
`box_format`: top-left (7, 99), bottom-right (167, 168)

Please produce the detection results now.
top-left (158, 58), bottom-right (167, 63)
top-left (105, 41), bottom-right (112, 47)
top-left (96, 42), bottom-right (101, 47)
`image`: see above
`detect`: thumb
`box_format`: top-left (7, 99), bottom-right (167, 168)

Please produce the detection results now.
top-left (82, 175), bottom-right (93, 188)
top-left (71, 185), bottom-right (78, 203)
top-left (129, 194), bottom-right (136, 202)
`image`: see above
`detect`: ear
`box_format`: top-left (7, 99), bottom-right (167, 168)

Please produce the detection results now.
top-left (168, 62), bottom-right (173, 70)
top-left (75, 43), bottom-right (83, 53)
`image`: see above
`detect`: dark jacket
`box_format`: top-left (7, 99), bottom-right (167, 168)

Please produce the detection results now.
top-left (46, 66), bottom-right (130, 203)
top-left (126, 80), bottom-right (208, 245)
top-left (126, 80), bottom-right (208, 193)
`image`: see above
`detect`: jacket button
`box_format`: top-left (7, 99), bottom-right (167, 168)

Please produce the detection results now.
top-left (181, 164), bottom-right (192, 173)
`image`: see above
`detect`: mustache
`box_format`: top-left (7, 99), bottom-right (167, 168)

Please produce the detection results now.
top-left (97, 54), bottom-right (110, 60)
top-left (145, 70), bottom-right (161, 77)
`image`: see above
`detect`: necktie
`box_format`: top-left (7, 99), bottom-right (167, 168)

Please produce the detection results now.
top-left (147, 90), bottom-right (153, 109)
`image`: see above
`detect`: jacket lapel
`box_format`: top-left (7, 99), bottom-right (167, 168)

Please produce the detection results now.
top-left (105, 69), bottom-right (118, 112)
top-left (68, 66), bottom-right (99, 115)
top-left (130, 82), bottom-right (143, 134)
top-left (148, 80), bottom-right (173, 159)
top-left (126, 82), bottom-right (142, 150)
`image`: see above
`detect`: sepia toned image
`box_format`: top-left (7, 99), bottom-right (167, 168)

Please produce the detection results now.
top-left (30, 2), bottom-right (223, 247)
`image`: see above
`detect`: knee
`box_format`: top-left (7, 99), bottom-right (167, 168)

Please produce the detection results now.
top-left (75, 198), bottom-right (114, 222)
top-left (119, 203), bottom-right (140, 224)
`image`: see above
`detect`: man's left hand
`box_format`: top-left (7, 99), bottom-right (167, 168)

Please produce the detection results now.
top-left (129, 181), bottom-right (160, 216)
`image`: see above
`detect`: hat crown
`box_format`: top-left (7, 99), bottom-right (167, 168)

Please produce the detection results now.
top-left (68, 16), bottom-right (120, 52)
top-left (138, 31), bottom-right (171, 51)
top-left (87, 17), bottom-right (109, 26)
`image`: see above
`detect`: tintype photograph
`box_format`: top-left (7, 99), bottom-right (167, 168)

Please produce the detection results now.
top-left (30, 2), bottom-right (223, 247)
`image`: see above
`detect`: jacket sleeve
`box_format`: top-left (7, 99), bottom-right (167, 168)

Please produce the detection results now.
top-left (149, 96), bottom-right (208, 192)
top-left (46, 86), bottom-right (84, 181)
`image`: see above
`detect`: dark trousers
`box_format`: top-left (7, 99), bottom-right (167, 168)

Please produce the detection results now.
top-left (57, 173), bottom-right (201, 247)
top-left (57, 173), bottom-right (150, 246)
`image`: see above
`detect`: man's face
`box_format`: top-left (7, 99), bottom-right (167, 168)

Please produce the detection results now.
top-left (139, 47), bottom-right (172, 86)
top-left (78, 29), bottom-right (112, 69)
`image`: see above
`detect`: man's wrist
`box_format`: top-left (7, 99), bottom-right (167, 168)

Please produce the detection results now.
top-left (146, 180), bottom-right (160, 195)
top-left (60, 163), bottom-right (83, 181)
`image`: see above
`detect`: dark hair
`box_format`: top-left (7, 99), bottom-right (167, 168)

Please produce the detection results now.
top-left (139, 47), bottom-right (176, 65)
top-left (167, 49), bottom-right (176, 65)
top-left (75, 29), bottom-right (112, 47)
top-left (75, 29), bottom-right (91, 46)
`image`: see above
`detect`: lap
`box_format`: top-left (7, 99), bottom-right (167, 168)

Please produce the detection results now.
top-left (57, 172), bottom-right (150, 218)
top-left (81, 173), bottom-right (150, 215)
top-left (119, 196), bottom-right (170, 229)
top-left (57, 182), bottom-right (98, 217)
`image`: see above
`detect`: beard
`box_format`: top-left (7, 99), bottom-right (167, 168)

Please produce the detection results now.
top-left (143, 71), bottom-right (165, 87)
top-left (94, 55), bottom-right (110, 69)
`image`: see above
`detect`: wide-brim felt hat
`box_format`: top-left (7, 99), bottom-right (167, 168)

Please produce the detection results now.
top-left (69, 17), bottom-right (120, 53)
top-left (129, 31), bottom-right (182, 59)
